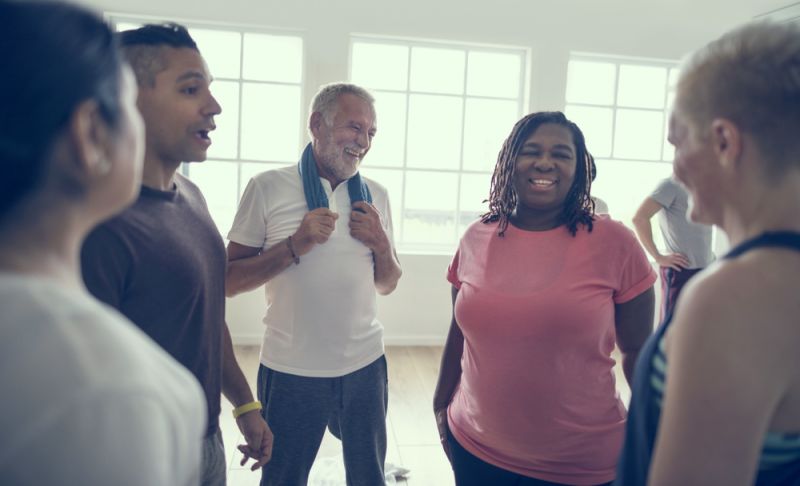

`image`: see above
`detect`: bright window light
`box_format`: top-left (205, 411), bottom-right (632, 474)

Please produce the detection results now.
top-left (351, 36), bottom-right (527, 253)
top-left (112, 16), bottom-right (304, 238)
top-left (566, 53), bottom-right (678, 253)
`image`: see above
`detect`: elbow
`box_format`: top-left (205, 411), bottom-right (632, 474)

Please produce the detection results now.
top-left (224, 270), bottom-right (244, 298)
top-left (225, 283), bottom-right (239, 299)
top-left (376, 268), bottom-right (402, 296)
top-left (376, 280), bottom-right (398, 296)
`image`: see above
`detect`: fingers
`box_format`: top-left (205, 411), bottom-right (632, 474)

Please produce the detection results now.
top-left (351, 201), bottom-right (377, 214)
top-left (236, 443), bottom-right (271, 470)
top-left (308, 207), bottom-right (339, 219)
top-left (670, 253), bottom-right (690, 269)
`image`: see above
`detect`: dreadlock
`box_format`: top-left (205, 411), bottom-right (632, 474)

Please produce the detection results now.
top-left (480, 111), bottom-right (596, 237)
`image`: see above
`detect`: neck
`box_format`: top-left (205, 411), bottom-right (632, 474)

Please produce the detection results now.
top-left (0, 201), bottom-right (89, 289)
top-left (141, 152), bottom-right (181, 191)
top-left (509, 205), bottom-right (563, 231)
top-left (720, 169), bottom-right (800, 247)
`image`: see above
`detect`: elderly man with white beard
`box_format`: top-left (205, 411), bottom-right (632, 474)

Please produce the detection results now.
top-left (225, 82), bottom-right (402, 486)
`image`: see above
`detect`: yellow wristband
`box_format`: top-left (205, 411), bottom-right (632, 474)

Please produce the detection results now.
top-left (232, 400), bottom-right (262, 419)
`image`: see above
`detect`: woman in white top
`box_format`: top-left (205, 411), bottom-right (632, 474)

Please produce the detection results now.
top-left (0, 2), bottom-right (206, 485)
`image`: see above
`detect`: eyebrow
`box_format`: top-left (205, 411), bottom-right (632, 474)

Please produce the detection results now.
top-left (175, 71), bottom-right (209, 83)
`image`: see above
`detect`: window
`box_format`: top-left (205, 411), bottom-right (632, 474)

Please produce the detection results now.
top-left (564, 54), bottom-right (679, 248)
top-left (113, 18), bottom-right (304, 236)
top-left (349, 37), bottom-right (528, 253)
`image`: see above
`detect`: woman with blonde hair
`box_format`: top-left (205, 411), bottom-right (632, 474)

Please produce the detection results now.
top-left (617, 21), bottom-right (800, 486)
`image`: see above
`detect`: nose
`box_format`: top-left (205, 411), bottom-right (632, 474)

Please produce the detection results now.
top-left (532, 156), bottom-right (555, 171)
top-left (356, 130), bottom-right (370, 150)
top-left (204, 92), bottom-right (222, 117)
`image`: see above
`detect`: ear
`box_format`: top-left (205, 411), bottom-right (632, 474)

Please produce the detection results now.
top-left (309, 111), bottom-right (324, 139)
top-left (710, 118), bottom-right (742, 170)
top-left (68, 99), bottom-right (113, 179)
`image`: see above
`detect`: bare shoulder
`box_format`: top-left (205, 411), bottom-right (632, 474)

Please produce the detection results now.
top-left (670, 248), bottom-right (800, 373)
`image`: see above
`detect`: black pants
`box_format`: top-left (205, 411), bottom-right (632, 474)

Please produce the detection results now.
top-left (447, 429), bottom-right (612, 486)
top-left (659, 266), bottom-right (703, 321)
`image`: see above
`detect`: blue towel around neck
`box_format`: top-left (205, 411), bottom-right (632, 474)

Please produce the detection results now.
top-left (297, 143), bottom-right (372, 212)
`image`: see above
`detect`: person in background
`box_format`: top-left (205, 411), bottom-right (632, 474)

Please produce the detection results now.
top-left (616, 20), bottom-right (800, 485)
top-left (434, 111), bottom-right (656, 486)
top-left (632, 176), bottom-right (713, 319)
top-left (0, 2), bottom-right (205, 484)
top-left (225, 83), bottom-right (402, 486)
top-left (81, 23), bottom-right (272, 485)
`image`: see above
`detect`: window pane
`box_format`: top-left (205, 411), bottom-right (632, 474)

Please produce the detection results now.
top-left (410, 47), bottom-right (465, 95)
top-left (591, 159), bottom-right (672, 247)
top-left (466, 51), bottom-right (521, 98)
top-left (458, 173), bottom-right (491, 236)
top-left (242, 34), bottom-right (302, 83)
top-left (351, 42), bottom-right (409, 91)
top-left (566, 60), bottom-right (616, 105)
top-left (368, 91), bottom-right (407, 167)
top-left (186, 160), bottom-right (239, 236)
top-left (207, 81), bottom-right (239, 159)
top-left (462, 98), bottom-right (519, 172)
top-left (115, 22), bottom-right (142, 32)
top-left (406, 94), bottom-right (463, 170)
top-left (613, 109), bottom-right (664, 160)
top-left (565, 105), bottom-right (613, 158)
top-left (403, 171), bottom-right (458, 245)
top-left (668, 68), bottom-right (681, 90)
top-left (358, 168), bottom-right (403, 235)
top-left (240, 83), bottom-right (301, 162)
top-left (617, 65), bottom-right (667, 109)
top-left (191, 29), bottom-right (241, 80)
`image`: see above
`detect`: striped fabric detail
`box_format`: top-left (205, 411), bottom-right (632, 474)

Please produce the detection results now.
top-left (649, 335), bottom-right (800, 470)
top-left (760, 432), bottom-right (800, 470)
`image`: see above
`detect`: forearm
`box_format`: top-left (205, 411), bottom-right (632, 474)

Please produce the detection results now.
top-left (433, 321), bottom-right (464, 409)
top-left (615, 288), bottom-right (656, 386)
top-left (226, 240), bottom-right (295, 297)
top-left (373, 245), bottom-right (402, 295)
top-left (620, 349), bottom-right (640, 385)
top-left (221, 324), bottom-right (256, 407)
top-left (632, 217), bottom-right (662, 260)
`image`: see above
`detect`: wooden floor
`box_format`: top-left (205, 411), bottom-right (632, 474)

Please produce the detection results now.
top-left (221, 345), bottom-right (630, 486)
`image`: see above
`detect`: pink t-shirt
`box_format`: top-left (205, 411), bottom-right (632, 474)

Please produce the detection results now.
top-left (447, 216), bottom-right (656, 485)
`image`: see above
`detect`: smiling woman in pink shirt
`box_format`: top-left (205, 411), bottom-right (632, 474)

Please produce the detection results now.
top-left (433, 111), bottom-right (657, 486)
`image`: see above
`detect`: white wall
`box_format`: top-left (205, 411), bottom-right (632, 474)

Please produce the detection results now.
top-left (83, 0), bottom-right (769, 344)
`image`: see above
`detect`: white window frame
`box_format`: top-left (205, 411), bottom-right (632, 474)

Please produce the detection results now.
top-left (565, 52), bottom-right (679, 251)
top-left (108, 14), bottom-right (306, 236)
top-left (349, 34), bottom-right (530, 254)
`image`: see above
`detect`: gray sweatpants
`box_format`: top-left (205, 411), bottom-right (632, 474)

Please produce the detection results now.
top-left (257, 356), bottom-right (388, 486)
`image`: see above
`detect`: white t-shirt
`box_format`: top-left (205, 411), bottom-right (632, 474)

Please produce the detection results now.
top-left (0, 274), bottom-right (205, 486)
top-left (228, 165), bottom-right (394, 377)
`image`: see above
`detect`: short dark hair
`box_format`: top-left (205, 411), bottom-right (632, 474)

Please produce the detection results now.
top-left (0, 0), bottom-right (123, 220)
top-left (117, 23), bottom-right (198, 86)
top-left (482, 111), bottom-right (595, 237)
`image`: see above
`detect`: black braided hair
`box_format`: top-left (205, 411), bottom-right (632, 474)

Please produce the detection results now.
top-left (480, 111), bottom-right (595, 237)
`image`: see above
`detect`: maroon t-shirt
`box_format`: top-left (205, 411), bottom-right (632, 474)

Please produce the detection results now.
top-left (81, 173), bottom-right (225, 437)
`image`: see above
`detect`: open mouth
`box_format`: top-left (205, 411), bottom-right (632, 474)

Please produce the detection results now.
top-left (344, 148), bottom-right (362, 159)
top-left (195, 130), bottom-right (212, 143)
top-left (528, 178), bottom-right (556, 188)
